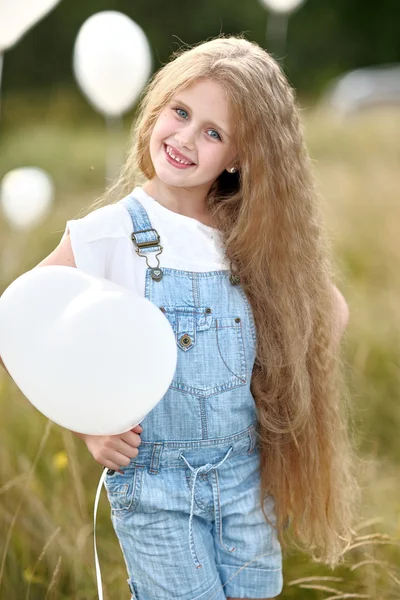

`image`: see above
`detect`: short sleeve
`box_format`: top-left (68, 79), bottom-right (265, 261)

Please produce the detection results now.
top-left (63, 220), bottom-right (106, 277)
top-left (62, 204), bottom-right (132, 278)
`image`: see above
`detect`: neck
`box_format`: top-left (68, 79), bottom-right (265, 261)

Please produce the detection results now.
top-left (142, 178), bottom-right (215, 226)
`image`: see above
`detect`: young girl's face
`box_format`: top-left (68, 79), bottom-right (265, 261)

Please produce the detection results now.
top-left (149, 78), bottom-right (236, 194)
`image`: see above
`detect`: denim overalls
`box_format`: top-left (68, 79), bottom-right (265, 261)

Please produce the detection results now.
top-left (104, 194), bottom-right (283, 600)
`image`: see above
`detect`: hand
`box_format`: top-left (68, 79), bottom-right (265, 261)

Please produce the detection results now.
top-left (82, 424), bottom-right (143, 473)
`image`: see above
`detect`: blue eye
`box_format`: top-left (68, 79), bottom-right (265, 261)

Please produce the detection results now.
top-left (173, 107), bottom-right (221, 140)
top-left (175, 108), bottom-right (188, 119)
top-left (207, 129), bottom-right (221, 141)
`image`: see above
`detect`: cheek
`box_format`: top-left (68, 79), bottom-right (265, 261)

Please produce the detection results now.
top-left (200, 144), bottom-right (230, 169)
top-left (152, 113), bottom-right (175, 142)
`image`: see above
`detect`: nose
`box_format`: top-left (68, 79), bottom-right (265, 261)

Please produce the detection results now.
top-left (174, 127), bottom-right (195, 150)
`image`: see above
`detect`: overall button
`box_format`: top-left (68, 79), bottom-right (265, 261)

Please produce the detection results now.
top-left (229, 274), bottom-right (241, 286)
top-left (150, 267), bottom-right (163, 281)
top-left (179, 334), bottom-right (192, 347)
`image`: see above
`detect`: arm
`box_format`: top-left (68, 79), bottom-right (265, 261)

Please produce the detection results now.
top-left (332, 284), bottom-right (350, 343)
top-left (34, 231), bottom-right (76, 269)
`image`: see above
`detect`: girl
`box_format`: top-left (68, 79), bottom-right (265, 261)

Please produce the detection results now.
top-left (32, 36), bottom-right (356, 599)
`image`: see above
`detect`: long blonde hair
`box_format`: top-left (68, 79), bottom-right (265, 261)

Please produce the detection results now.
top-left (104, 35), bottom-right (358, 565)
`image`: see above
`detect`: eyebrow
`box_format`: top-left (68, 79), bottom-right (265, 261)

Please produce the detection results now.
top-left (172, 98), bottom-right (231, 139)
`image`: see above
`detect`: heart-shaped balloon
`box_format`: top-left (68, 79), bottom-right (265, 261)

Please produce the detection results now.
top-left (0, 266), bottom-right (177, 435)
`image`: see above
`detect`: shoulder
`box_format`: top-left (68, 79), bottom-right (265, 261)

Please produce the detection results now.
top-left (66, 201), bottom-right (133, 243)
top-left (57, 200), bottom-right (135, 278)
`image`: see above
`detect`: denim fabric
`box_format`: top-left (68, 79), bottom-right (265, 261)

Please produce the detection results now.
top-left (104, 195), bottom-right (283, 599)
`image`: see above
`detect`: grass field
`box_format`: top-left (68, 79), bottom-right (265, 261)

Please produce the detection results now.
top-left (0, 104), bottom-right (400, 599)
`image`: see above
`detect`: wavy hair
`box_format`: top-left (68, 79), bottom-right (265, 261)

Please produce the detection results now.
top-left (103, 35), bottom-right (359, 565)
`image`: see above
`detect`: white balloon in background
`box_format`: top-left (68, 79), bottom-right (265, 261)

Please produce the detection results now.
top-left (73, 11), bottom-right (152, 117)
top-left (0, 266), bottom-right (177, 435)
top-left (0, 167), bottom-right (54, 230)
top-left (0, 167), bottom-right (54, 229)
top-left (0, 0), bottom-right (62, 52)
top-left (259, 0), bottom-right (305, 13)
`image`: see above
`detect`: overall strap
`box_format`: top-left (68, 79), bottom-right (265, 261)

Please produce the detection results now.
top-left (121, 195), bottom-right (162, 255)
top-left (121, 194), bottom-right (164, 281)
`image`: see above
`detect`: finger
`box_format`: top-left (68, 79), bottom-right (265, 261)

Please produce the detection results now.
top-left (115, 439), bottom-right (140, 459)
top-left (131, 424), bottom-right (143, 432)
top-left (120, 431), bottom-right (142, 447)
top-left (102, 458), bottom-right (125, 472)
top-left (111, 450), bottom-right (134, 468)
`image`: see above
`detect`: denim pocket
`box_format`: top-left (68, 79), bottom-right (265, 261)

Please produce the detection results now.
top-left (214, 316), bottom-right (247, 382)
top-left (105, 466), bottom-right (144, 513)
top-left (164, 306), bottom-right (247, 396)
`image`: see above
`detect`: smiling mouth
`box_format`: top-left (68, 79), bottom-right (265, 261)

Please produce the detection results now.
top-left (164, 144), bottom-right (195, 167)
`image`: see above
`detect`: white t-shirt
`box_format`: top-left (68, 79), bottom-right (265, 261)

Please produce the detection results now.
top-left (65, 187), bottom-right (230, 297)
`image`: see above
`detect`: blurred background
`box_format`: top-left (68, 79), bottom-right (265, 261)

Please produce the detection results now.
top-left (0, 0), bottom-right (400, 598)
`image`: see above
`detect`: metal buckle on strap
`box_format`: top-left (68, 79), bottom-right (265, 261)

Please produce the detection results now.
top-left (131, 228), bottom-right (160, 249)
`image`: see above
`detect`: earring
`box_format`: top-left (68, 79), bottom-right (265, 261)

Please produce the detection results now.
top-left (228, 167), bottom-right (237, 174)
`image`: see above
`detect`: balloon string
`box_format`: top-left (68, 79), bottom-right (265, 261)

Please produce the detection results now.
top-left (94, 468), bottom-right (108, 600)
top-left (105, 114), bottom-right (124, 183)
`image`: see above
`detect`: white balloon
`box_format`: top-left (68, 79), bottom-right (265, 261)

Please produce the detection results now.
top-left (259, 0), bottom-right (305, 13)
top-left (73, 11), bottom-right (152, 117)
top-left (0, 167), bottom-right (54, 230)
top-left (0, 266), bottom-right (177, 435)
top-left (0, 0), bottom-right (62, 52)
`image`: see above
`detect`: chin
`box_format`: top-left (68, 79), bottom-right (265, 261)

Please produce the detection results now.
top-left (154, 163), bottom-right (192, 184)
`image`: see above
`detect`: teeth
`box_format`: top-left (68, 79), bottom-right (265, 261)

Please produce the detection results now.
top-left (166, 145), bottom-right (193, 165)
